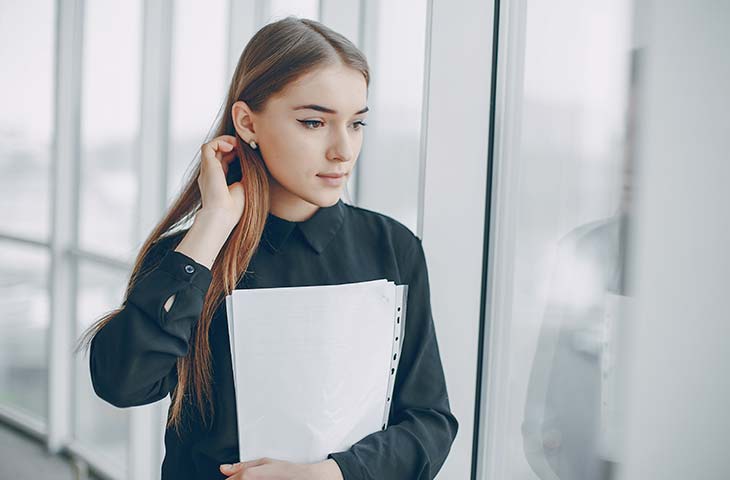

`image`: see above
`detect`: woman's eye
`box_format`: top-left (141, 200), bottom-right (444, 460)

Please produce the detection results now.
top-left (298, 119), bottom-right (324, 129)
top-left (298, 119), bottom-right (368, 130)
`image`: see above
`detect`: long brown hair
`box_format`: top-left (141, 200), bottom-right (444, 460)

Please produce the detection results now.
top-left (75, 16), bottom-right (370, 434)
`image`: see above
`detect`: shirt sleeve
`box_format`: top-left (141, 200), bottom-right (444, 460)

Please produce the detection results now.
top-left (89, 232), bottom-right (213, 408)
top-left (326, 235), bottom-right (459, 479)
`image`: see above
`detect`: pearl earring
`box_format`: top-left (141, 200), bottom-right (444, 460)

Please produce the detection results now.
top-left (249, 140), bottom-right (258, 149)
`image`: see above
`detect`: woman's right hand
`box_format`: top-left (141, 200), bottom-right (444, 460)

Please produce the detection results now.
top-left (198, 134), bottom-right (245, 226)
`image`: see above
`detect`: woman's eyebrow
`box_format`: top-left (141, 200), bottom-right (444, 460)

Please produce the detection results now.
top-left (292, 104), bottom-right (369, 115)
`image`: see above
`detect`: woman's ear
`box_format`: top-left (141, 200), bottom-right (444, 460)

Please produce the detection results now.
top-left (231, 100), bottom-right (257, 142)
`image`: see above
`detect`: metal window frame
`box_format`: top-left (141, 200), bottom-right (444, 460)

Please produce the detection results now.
top-left (47, 0), bottom-right (84, 459)
top-left (419, 0), bottom-right (497, 478)
top-left (474, 1), bottom-right (543, 479)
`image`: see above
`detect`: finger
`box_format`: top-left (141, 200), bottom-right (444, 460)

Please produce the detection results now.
top-left (240, 457), bottom-right (271, 469)
top-left (218, 134), bottom-right (238, 145)
top-left (200, 141), bottom-right (229, 185)
top-left (218, 140), bottom-right (235, 151)
top-left (202, 138), bottom-right (232, 161)
top-left (220, 150), bottom-right (237, 176)
top-left (219, 463), bottom-right (244, 475)
top-left (203, 139), bottom-right (238, 167)
top-left (200, 141), bottom-right (220, 164)
top-left (201, 138), bottom-right (236, 171)
top-left (218, 457), bottom-right (269, 476)
top-left (221, 148), bottom-right (237, 163)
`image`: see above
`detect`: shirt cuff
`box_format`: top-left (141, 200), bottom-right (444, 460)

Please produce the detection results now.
top-left (327, 451), bottom-right (367, 480)
top-left (156, 250), bottom-right (213, 293)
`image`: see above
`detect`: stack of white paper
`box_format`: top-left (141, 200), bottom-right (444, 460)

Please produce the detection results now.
top-left (225, 278), bottom-right (408, 464)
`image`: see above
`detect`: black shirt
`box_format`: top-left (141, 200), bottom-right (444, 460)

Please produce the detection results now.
top-left (89, 198), bottom-right (458, 480)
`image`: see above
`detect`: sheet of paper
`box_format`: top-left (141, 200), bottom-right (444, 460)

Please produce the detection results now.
top-left (225, 279), bottom-right (406, 464)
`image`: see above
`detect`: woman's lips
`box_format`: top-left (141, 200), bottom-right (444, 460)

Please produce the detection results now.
top-left (317, 173), bottom-right (346, 186)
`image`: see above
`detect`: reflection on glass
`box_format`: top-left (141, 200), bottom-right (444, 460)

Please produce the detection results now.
top-left (79, 0), bottom-right (142, 258)
top-left (167, 0), bottom-right (228, 202)
top-left (0, 241), bottom-right (49, 421)
top-left (522, 213), bottom-right (630, 480)
top-left (75, 260), bottom-right (129, 467)
top-left (0, 0), bottom-right (55, 241)
top-left (521, 48), bottom-right (640, 480)
top-left (488, 1), bottom-right (635, 479)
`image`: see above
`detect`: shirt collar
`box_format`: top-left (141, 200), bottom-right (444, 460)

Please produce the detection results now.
top-left (262, 198), bottom-right (345, 255)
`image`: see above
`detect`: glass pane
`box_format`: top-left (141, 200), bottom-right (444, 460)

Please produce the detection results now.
top-left (167, 0), bottom-right (228, 202)
top-left (79, 0), bottom-right (142, 258)
top-left (268, 0), bottom-right (320, 21)
top-left (0, 0), bottom-right (55, 241)
top-left (75, 259), bottom-right (129, 467)
top-left (0, 241), bottom-right (50, 421)
top-left (352, 0), bottom-right (428, 233)
top-left (489, 1), bottom-right (635, 479)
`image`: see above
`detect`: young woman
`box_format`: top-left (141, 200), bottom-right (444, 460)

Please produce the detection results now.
top-left (78, 16), bottom-right (458, 480)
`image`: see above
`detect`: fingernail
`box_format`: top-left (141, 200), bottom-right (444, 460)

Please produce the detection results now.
top-left (220, 464), bottom-right (231, 469)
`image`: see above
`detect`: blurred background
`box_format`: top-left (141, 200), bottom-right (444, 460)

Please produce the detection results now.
top-left (0, 0), bottom-right (728, 479)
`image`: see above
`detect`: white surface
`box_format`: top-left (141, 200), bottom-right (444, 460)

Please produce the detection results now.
top-left (618, 1), bottom-right (730, 479)
top-left (226, 279), bottom-right (407, 463)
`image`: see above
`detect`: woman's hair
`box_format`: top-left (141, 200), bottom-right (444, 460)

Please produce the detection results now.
top-left (76, 16), bottom-right (370, 434)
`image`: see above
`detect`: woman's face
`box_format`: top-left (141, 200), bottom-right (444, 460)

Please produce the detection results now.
top-left (232, 63), bottom-right (368, 221)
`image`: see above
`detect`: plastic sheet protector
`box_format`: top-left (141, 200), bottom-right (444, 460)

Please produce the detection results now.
top-left (225, 278), bottom-right (408, 464)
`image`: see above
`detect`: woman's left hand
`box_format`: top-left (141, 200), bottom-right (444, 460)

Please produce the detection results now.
top-left (219, 457), bottom-right (314, 479)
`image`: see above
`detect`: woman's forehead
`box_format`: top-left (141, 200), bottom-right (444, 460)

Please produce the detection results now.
top-left (273, 66), bottom-right (367, 112)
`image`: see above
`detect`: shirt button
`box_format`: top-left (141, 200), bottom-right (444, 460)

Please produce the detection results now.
top-left (184, 264), bottom-right (195, 274)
